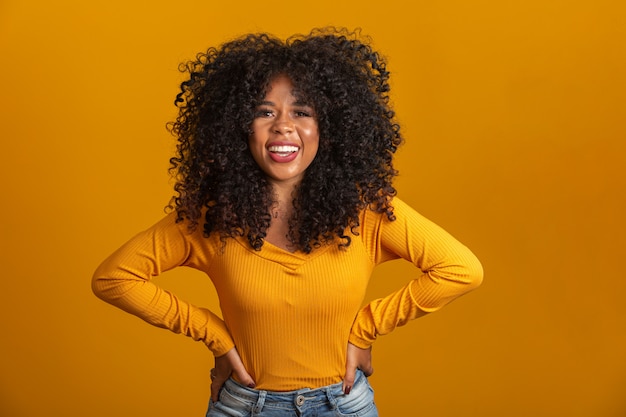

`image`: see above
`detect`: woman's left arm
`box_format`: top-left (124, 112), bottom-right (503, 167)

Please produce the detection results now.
top-left (348, 198), bottom-right (484, 349)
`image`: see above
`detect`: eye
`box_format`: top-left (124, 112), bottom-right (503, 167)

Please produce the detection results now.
top-left (254, 108), bottom-right (274, 118)
top-left (294, 108), bottom-right (314, 118)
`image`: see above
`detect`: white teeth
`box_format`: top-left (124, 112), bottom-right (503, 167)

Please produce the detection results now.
top-left (268, 145), bottom-right (298, 153)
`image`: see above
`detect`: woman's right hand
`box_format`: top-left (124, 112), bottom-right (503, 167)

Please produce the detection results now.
top-left (211, 347), bottom-right (256, 403)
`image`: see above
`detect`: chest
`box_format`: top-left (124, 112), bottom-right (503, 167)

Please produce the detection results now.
top-left (205, 238), bottom-right (375, 316)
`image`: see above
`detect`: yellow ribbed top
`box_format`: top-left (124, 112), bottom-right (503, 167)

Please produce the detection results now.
top-left (92, 198), bottom-right (482, 391)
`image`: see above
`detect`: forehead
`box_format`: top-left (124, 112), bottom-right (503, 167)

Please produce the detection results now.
top-left (261, 75), bottom-right (308, 103)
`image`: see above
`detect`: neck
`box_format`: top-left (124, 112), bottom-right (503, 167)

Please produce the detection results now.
top-left (265, 180), bottom-right (299, 253)
top-left (268, 178), bottom-right (299, 205)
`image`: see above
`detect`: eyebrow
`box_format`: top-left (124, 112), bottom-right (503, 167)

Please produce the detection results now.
top-left (257, 100), bottom-right (313, 107)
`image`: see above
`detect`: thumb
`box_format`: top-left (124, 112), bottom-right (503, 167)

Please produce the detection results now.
top-left (342, 363), bottom-right (356, 395)
top-left (231, 361), bottom-right (256, 389)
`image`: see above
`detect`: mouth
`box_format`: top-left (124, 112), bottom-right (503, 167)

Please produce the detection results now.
top-left (268, 145), bottom-right (299, 157)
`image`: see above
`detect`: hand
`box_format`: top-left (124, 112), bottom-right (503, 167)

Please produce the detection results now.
top-left (210, 347), bottom-right (255, 403)
top-left (343, 343), bottom-right (373, 395)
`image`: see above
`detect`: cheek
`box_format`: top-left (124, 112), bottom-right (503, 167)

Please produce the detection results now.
top-left (249, 122), bottom-right (261, 141)
top-left (249, 122), bottom-right (267, 146)
top-left (301, 124), bottom-right (320, 146)
top-left (248, 134), bottom-right (265, 162)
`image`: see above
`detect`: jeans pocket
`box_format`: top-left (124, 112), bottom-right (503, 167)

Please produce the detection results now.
top-left (206, 388), bottom-right (253, 417)
top-left (333, 379), bottom-right (377, 417)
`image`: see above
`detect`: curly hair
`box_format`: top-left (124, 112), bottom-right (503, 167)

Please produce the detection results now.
top-left (167, 27), bottom-right (403, 253)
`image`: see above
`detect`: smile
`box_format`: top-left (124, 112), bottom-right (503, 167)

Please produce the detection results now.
top-left (267, 144), bottom-right (300, 163)
top-left (268, 145), bottom-right (299, 156)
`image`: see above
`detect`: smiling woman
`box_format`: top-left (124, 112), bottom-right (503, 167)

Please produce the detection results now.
top-left (91, 27), bottom-right (483, 417)
top-left (164, 28), bottom-right (405, 254)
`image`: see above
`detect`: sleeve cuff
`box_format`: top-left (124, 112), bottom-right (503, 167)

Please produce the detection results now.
top-left (348, 305), bottom-right (377, 348)
top-left (197, 308), bottom-right (235, 356)
top-left (348, 333), bottom-right (373, 349)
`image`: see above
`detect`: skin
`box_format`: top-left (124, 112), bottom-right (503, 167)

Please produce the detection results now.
top-left (210, 75), bottom-right (373, 402)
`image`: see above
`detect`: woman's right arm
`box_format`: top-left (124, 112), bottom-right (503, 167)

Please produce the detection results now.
top-left (91, 213), bottom-right (235, 357)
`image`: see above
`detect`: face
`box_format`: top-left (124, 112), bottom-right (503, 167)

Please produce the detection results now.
top-left (249, 75), bottom-right (319, 188)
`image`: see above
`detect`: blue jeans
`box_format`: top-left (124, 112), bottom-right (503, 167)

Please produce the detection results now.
top-left (206, 370), bottom-right (378, 417)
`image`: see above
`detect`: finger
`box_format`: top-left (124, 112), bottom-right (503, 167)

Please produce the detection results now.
top-left (210, 374), bottom-right (229, 403)
top-left (222, 349), bottom-right (256, 389)
top-left (232, 363), bottom-right (256, 389)
top-left (342, 365), bottom-right (356, 395)
top-left (210, 382), bottom-right (219, 403)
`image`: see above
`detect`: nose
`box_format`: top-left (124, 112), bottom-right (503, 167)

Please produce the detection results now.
top-left (272, 115), bottom-right (294, 134)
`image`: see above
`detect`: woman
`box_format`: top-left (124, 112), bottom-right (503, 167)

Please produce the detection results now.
top-left (92, 27), bottom-right (483, 416)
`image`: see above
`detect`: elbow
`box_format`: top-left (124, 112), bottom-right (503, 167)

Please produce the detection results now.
top-left (91, 268), bottom-right (119, 303)
top-left (438, 250), bottom-right (483, 293)
top-left (91, 274), bottom-right (107, 301)
top-left (91, 261), bottom-right (125, 303)
top-left (462, 254), bottom-right (484, 291)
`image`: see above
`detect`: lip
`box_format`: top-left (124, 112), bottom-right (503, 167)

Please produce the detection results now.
top-left (266, 141), bottom-right (300, 163)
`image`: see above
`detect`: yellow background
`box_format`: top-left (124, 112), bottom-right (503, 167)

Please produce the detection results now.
top-left (1, 0), bottom-right (624, 416)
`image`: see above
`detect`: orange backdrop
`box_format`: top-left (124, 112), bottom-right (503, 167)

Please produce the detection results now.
top-left (1, 1), bottom-right (625, 416)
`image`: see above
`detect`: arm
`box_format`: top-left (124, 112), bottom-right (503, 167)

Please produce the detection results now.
top-left (349, 198), bottom-right (484, 348)
top-left (91, 213), bottom-right (235, 357)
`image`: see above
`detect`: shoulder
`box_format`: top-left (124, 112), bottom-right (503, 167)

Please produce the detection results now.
top-left (357, 197), bottom-right (411, 246)
top-left (359, 197), bottom-right (412, 227)
top-left (140, 212), bottom-right (223, 255)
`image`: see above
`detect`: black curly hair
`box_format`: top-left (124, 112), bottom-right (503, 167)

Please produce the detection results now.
top-left (167, 27), bottom-right (403, 253)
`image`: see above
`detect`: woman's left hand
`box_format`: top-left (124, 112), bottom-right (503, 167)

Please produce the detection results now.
top-left (343, 343), bottom-right (373, 394)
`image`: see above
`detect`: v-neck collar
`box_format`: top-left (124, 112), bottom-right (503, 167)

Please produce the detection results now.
top-left (234, 236), bottom-right (334, 271)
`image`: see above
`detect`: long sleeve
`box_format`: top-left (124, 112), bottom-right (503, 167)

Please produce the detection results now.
top-left (349, 199), bottom-right (483, 348)
top-left (92, 199), bottom-right (481, 390)
top-left (91, 214), bottom-right (235, 356)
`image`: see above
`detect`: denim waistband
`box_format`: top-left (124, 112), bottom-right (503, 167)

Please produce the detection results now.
top-left (222, 369), bottom-right (366, 409)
